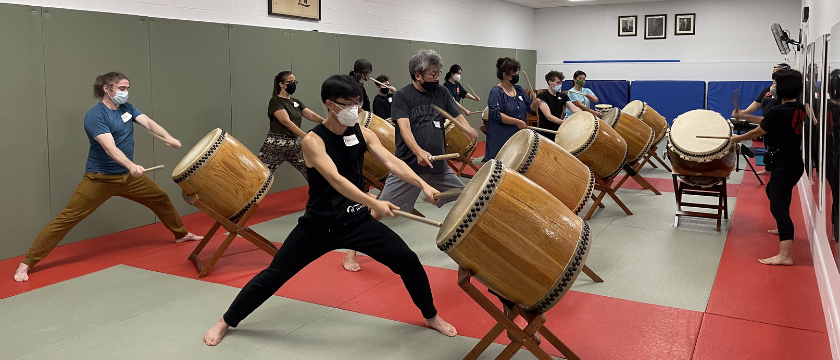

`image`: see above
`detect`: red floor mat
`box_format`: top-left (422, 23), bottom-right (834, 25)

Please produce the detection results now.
top-left (612, 175), bottom-right (741, 196)
top-left (692, 314), bottom-right (831, 360)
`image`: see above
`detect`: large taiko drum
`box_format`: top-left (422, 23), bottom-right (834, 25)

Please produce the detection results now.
top-left (554, 112), bottom-right (628, 180)
top-left (444, 119), bottom-right (476, 157)
top-left (601, 108), bottom-right (654, 164)
top-left (173, 129), bottom-right (273, 222)
top-left (667, 110), bottom-right (736, 187)
top-left (623, 100), bottom-right (669, 145)
top-left (357, 111), bottom-right (396, 181)
top-left (496, 129), bottom-right (594, 215)
top-left (436, 159), bottom-right (591, 312)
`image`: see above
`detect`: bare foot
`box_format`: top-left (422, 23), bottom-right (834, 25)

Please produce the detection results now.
top-left (204, 318), bottom-right (230, 346)
top-left (343, 251), bottom-right (361, 272)
top-left (176, 232), bottom-right (204, 244)
top-left (768, 229), bottom-right (779, 235)
top-left (759, 254), bottom-right (793, 266)
top-left (14, 263), bottom-right (30, 282)
top-left (424, 315), bottom-right (457, 337)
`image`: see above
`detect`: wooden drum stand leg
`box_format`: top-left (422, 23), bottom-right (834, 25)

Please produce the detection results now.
top-left (584, 176), bottom-right (633, 221)
top-left (187, 195), bottom-right (278, 278)
top-left (458, 268), bottom-right (582, 360)
top-left (647, 145), bottom-right (672, 172)
top-left (610, 161), bottom-right (662, 195)
top-left (447, 145), bottom-right (480, 178)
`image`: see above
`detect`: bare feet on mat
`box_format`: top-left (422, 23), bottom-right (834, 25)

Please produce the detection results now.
top-left (425, 315), bottom-right (457, 337)
top-left (204, 318), bottom-right (229, 346)
top-left (343, 250), bottom-right (361, 272)
top-left (13, 263), bottom-right (30, 282)
top-left (768, 229), bottom-right (779, 235)
top-left (176, 232), bottom-right (203, 244)
top-left (759, 254), bottom-right (793, 265)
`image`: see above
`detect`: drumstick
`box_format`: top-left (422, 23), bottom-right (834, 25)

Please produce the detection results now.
top-left (568, 89), bottom-right (586, 96)
top-left (428, 153), bottom-right (461, 161)
top-left (526, 126), bottom-right (559, 134)
top-left (370, 77), bottom-right (391, 89)
top-left (522, 71), bottom-right (539, 119)
top-left (143, 164), bottom-right (165, 173)
top-left (466, 84), bottom-right (479, 100)
top-left (392, 210), bottom-right (442, 227)
top-left (431, 104), bottom-right (472, 135)
top-left (432, 188), bottom-right (463, 200)
top-left (731, 89), bottom-right (740, 113)
top-left (149, 132), bottom-right (174, 147)
top-left (695, 135), bottom-right (732, 139)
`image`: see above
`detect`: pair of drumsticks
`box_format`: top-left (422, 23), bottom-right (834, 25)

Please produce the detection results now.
top-left (392, 188), bottom-right (463, 227)
top-left (369, 77), bottom-right (483, 115)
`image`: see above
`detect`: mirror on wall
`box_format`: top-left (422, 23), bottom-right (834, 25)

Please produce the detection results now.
top-left (826, 23), bottom-right (840, 269)
top-left (804, 42), bottom-right (815, 182)
top-left (812, 36), bottom-right (825, 210)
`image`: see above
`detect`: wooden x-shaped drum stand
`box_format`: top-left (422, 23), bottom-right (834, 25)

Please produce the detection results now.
top-left (458, 268), bottom-right (582, 360)
top-left (671, 165), bottom-right (729, 232)
top-left (583, 175), bottom-right (633, 221)
top-left (638, 144), bottom-right (672, 172)
top-left (446, 147), bottom-right (480, 178)
top-left (609, 161), bottom-right (663, 195)
top-left (185, 194), bottom-right (278, 278)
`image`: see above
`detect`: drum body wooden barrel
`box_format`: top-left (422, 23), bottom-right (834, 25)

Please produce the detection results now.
top-left (623, 100), bottom-right (669, 145)
top-left (436, 160), bottom-right (591, 312)
top-left (667, 110), bottom-right (736, 187)
top-left (445, 119), bottom-right (476, 156)
top-left (601, 108), bottom-right (654, 163)
top-left (496, 129), bottom-right (594, 215)
top-left (358, 111), bottom-right (396, 181)
top-left (554, 112), bottom-right (628, 180)
top-left (173, 128), bottom-right (273, 222)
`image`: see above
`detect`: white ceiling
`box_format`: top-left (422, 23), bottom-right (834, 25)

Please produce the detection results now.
top-left (503, 0), bottom-right (672, 8)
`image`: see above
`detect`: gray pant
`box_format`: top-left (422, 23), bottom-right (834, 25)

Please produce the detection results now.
top-left (378, 168), bottom-right (465, 212)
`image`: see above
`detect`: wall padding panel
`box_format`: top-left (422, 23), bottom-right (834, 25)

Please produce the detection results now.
top-left (462, 45), bottom-right (497, 141)
top-left (438, 44), bottom-right (463, 73)
top-left (516, 49), bottom-right (538, 89)
top-left (0, 5), bottom-right (51, 260)
top-left (229, 25), bottom-right (303, 195)
top-left (500, 48), bottom-right (517, 60)
top-left (378, 38), bottom-right (413, 91)
top-left (291, 31), bottom-right (339, 124)
top-left (149, 18), bottom-right (232, 216)
top-left (339, 34), bottom-right (380, 108)
top-left (42, 9), bottom-right (157, 244)
top-left (410, 41), bottom-right (440, 56)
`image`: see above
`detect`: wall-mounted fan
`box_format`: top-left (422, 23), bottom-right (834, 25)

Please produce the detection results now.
top-left (771, 23), bottom-right (801, 55)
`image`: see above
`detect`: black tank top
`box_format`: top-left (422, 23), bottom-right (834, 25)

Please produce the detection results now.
top-left (304, 123), bottom-right (369, 223)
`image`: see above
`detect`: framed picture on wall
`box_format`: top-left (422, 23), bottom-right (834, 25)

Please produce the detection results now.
top-left (618, 16), bottom-right (637, 37)
top-left (675, 13), bottom-right (696, 35)
top-left (645, 14), bottom-right (667, 40)
top-left (269, 0), bottom-right (321, 20)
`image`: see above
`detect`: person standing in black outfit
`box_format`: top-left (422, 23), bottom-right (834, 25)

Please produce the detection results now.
top-left (732, 63), bottom-right (790, 175)
top-left (536, 70), bottom-right (580, 141)
top-left (203, 75), bottom-right (457, 346)
top-left (732, 69), bottom-right (805, 266)
top-left (350, 59), bottom-right (373, 112)
top-left (372, 74), bottom-right (396, 120)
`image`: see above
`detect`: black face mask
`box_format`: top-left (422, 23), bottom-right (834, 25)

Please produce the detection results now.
top-left (509, 74), bottom-right (520, 85)
top-left (421, 80), bottom-right (439, 92)
top-left (285, 83), bottom-right (297, 95)
top-left (380, 87), bottom-right (389, 95)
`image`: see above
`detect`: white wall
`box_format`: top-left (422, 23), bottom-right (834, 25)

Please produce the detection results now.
top-left (803, 0), bottom-right (840, 38)
top-left (1, 0), bottom-right (536, 49)
top-left (534, 0), bottom-right (800, 82)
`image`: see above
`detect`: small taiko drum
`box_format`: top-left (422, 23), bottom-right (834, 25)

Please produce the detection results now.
top-left (481, 107), bottom-right (489, 134)
top-left (436, 159), bottom-right (591, 312)
top-left (496, 129), bottom-right (594, 215)
top-left (623, 100), bottom-right (669, 145)
top-left (357, 111), bottom-right (396, 181)
top-left (601, 108), bottom-right (654, 164)
top-left (173, 129), bottom-right (273, 222)
top-left (595, 104), bottom-right (613, 114)
top-left (667, 110), bottom-right (736, 188)
top-left (554, 112), bottom-right (628, 180)
top-left (445, 119), bottom-right (476, 157)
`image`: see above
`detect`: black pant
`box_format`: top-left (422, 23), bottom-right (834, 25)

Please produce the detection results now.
top-left (766, 169), bottom-right (802, 241)
top-left (223, 214), bottom-right (437, 327)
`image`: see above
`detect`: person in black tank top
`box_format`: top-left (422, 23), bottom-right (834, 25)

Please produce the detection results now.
top-left (204, 75), bottom-right (457, 346)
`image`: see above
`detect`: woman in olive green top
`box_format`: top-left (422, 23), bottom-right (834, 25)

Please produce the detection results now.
top-left (259, 71), bottom-right (325, 180)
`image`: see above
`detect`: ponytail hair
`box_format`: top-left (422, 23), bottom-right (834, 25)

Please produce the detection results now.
top-left (93, 72), bottom-right (129, 99)
top-left (445, 64), bottom-right (462, 81)
top-left (349, 59), bottom-right (373, 82)
top-left (273, 71), bottom-right (293, 97)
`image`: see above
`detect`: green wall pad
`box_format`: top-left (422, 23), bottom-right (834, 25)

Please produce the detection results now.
top-left (377, 38), bottom-right (413, 90)
top-left (340, 34), bottom-right (380, 107)
top-left (290, 31), bottom-right (339, 124)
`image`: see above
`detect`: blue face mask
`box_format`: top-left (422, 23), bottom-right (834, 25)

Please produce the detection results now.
top-left (111, 90), bottom-right (129, 105)
top-left (553, 84), bottom-right (562, 93)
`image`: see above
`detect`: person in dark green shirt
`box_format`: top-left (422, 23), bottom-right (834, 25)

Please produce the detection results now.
top-left (259, 71), bottom-right (325, 181)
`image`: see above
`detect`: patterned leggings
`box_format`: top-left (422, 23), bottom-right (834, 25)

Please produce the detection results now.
top-left (259, 133), bottom-right (308, 181)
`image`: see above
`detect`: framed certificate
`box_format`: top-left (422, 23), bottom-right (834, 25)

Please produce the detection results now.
top-left (270, 0), bottom-right (320, 21)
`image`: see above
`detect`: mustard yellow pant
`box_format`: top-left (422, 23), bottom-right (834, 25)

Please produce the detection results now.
top-left (22, 172), bottom-right (188, 267)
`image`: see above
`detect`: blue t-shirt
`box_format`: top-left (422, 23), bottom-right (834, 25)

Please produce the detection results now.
top-left (565, 87), bottom-right (595, 119)
top-left (83, 102), bottom-right (143, 174)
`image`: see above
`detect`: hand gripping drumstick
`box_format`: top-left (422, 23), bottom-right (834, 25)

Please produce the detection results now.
top-left (526, 126), bottom-right (559, 134)
top-left (567, 89), bottom-right (586, 96)
top-left (428, 153), bottom-right (461, 161)
top-left (432, 188), bottom-right (463, 200)
top-left (466, 84), bottom-right (479, 101)
top-left (149, 132), bottom-right (174, 147)
top-left (143, 164), bottom-right (165, 173)
top-left (731, 89), bottom-right (740, 113)
top-left (431, 104), bottom-right (473, 135)
top-left (392, 210), bottom-right (442, 227)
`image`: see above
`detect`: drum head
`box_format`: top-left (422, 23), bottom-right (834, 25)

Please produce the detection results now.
top-left (173, 128), bottom-right (223, 179)
top-left (357, 110), bottom-right (370, 126)
top-left (436, 159), bottom-right (498, 247)
top-left (600, 108), bottom-right (620, 127)
top-left (495, 129), bottom-right (536, 172)
top-left (595, 104), bottom-right (612, 111)
top-left (482, 106), bottom-right (489, 121)
top-left (622, 100), bottom-right (644, 117)
top-left (554, 112), bottom-right (596, 153)
top-left (670, 110), bottom-right (731, 158)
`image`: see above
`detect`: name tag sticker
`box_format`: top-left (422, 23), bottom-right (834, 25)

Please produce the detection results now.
top-left (518, 95), bottom-right (523, 101)
top-left (388, 97), bottom-right (392, 103)
top-left (293, 102), bottom-right (299, 108)
top-left (121, 112), bottom-right (132, 123)
top-left (343, 134), bottom-right (359, 147)
top-left (433, 121), bottom-right (441, 128)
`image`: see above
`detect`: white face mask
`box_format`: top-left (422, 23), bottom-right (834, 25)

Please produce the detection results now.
top-left (110, 88), bottom-right (129, 105)
top-left (333, 103), bottom-right (359, 126)
top-left (453, 74), bottom-right (461, 82)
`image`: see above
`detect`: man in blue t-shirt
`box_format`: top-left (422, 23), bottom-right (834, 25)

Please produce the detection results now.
top-left (564, 70), bottom-right (601, 119)
top-left (14, 72), bottom-right (203, 282)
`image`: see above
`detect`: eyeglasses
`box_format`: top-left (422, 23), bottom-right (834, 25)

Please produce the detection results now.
top-left (424, 71), bottom-right (442, 78)
top-left (285, 80), bottom-right (299, 85)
